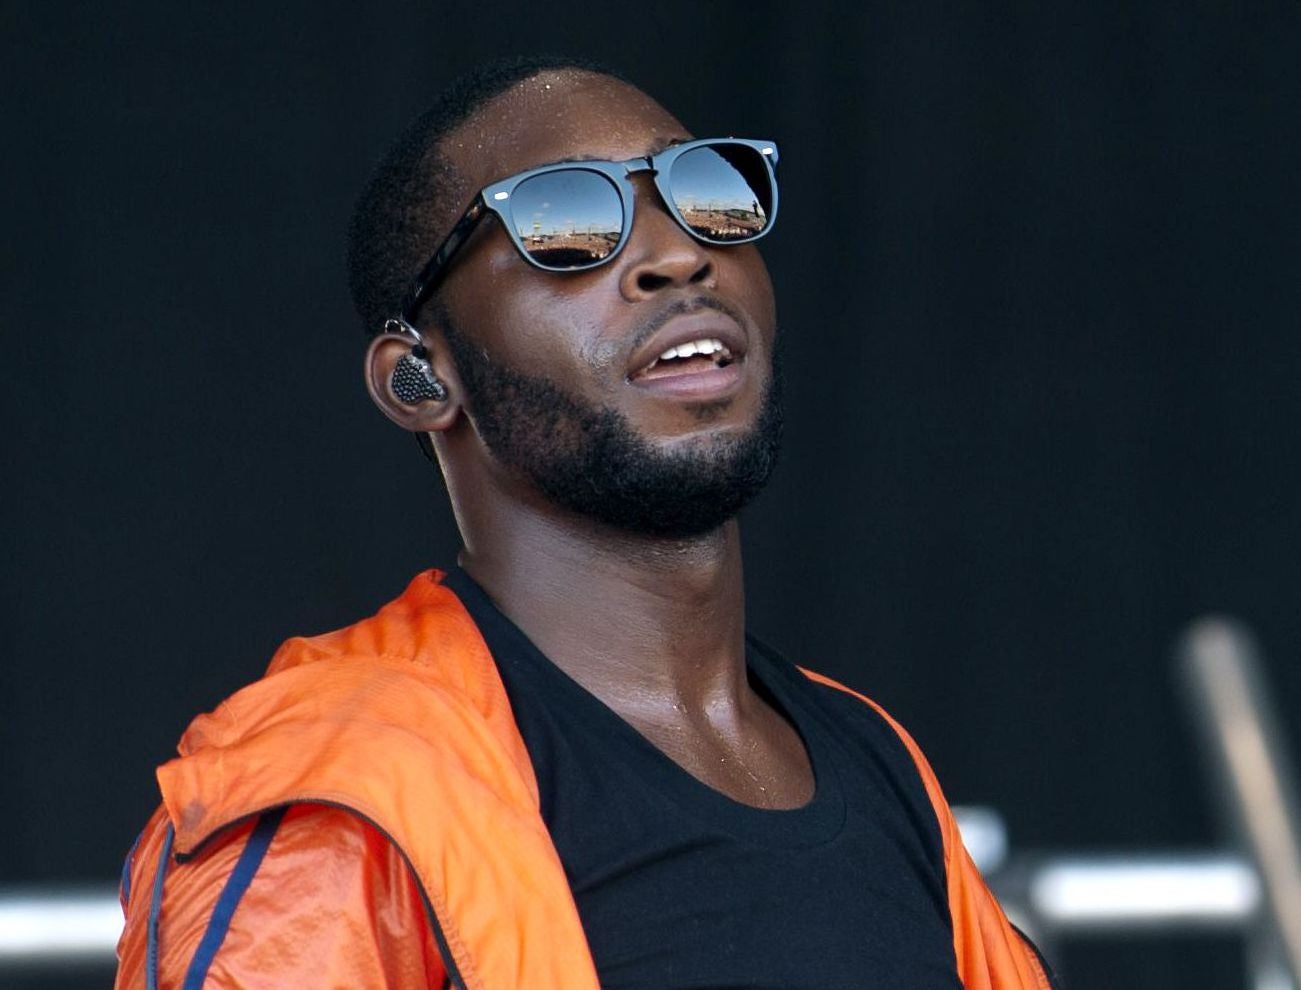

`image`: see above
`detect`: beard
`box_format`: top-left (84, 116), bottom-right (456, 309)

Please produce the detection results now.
top-left (441, 320), bottom-right (783, 540)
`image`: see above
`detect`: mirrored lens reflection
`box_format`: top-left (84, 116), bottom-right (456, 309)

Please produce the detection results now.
top-left (510, 170), bottom-right (623, 268)
top-left (670, 145), bottom-right (772, 242)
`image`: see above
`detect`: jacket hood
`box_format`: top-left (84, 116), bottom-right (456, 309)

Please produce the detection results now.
top-left (155, 569), bottom-right (599, 988)
top-left (161, 569), bottom-right (534, 849)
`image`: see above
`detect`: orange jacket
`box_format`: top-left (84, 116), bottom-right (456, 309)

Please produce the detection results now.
top-left (116, 570), bottom-right (1051, 989)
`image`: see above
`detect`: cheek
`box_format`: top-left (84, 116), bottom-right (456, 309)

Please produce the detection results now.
top-left (444, 244), bottom-right (551, 355)
top-left (721, 248), bottom-right (777, 340)
top-left (448, 268), bottom-right (618, 390)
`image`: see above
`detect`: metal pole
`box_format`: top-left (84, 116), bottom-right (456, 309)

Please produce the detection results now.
top-left (1179, 617), bottom-right (1301, 988)
top-left (0, 886), bottom-right (122, 967)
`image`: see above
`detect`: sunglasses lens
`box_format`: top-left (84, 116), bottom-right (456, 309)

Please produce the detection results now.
top-left (669, 143), bottom-right (774, 243)
top-left (509, 169), bottom-right (623, 269)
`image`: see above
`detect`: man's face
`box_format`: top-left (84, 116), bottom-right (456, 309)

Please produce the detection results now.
top-left (432, 71), bottom-right (781, 538)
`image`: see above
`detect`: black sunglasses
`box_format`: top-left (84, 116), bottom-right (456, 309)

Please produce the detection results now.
top-left (393, 137), bottom-right (779, 324)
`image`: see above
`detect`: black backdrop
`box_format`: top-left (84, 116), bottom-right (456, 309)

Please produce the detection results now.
top-left (4, 4), bottom-right (1300, 987)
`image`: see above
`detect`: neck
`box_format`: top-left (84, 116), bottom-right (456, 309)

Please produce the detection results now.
top-left (456, 494), bottom-right (749, 722)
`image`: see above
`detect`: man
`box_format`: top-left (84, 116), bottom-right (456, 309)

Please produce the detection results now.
top-left (116, 56), bottom-right (1056, 989)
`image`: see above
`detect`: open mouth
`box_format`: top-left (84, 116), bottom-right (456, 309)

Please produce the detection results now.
top-left (630, 337), bottom-right (737, 382)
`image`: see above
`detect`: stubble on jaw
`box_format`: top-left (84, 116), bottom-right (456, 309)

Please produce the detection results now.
top-left (440, 315), bottom-right (784, 541)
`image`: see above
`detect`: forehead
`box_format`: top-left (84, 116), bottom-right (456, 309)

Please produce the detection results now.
top-left (437, 70), bottom-right (690, 207)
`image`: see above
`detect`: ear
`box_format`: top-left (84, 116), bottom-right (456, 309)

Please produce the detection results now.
top-left (364, 324), bottom-right (464, 434)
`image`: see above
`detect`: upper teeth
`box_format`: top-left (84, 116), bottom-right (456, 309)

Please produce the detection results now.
top-left (658, 338), bottom-right (730, 361)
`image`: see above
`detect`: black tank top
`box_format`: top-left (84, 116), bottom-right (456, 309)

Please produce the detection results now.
top-left (444, 568), bottom-right (962, 990)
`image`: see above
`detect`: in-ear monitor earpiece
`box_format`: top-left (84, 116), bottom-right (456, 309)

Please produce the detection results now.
top-left (391, 352), bottom-right (448, 404)
top-left (384, 318), bottom-right (448, 404)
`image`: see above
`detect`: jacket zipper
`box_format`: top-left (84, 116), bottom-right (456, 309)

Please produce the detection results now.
top-left (179, 801), bottom-right (471, 990)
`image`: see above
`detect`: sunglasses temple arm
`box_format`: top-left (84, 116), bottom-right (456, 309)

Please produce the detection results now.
top-left (401, 198), bottom-right (489, 320)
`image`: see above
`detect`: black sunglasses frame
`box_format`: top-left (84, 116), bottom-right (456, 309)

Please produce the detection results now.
top-left (395, 137), bottom-right (779, 323)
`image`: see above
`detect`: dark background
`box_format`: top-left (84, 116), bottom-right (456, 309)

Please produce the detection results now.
top-left (3, 3), bottom-right (1299, 987)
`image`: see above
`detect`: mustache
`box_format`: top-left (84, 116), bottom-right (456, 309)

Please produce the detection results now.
top-left (626, 295), bottom-right (749, 357)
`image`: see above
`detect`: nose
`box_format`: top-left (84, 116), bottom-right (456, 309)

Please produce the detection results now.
top-left (617, 182), bottom-right (716, 300)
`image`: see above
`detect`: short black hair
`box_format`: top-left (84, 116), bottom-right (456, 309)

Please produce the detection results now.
top-left (346, 54), bottom-right (626, 336)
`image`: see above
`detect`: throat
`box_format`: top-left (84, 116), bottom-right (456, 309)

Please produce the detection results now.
top-left (623, 689), bottom-right (816, 810)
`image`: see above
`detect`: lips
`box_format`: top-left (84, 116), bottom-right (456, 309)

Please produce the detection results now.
top-left (626, 310), bottom-right (748, 400)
